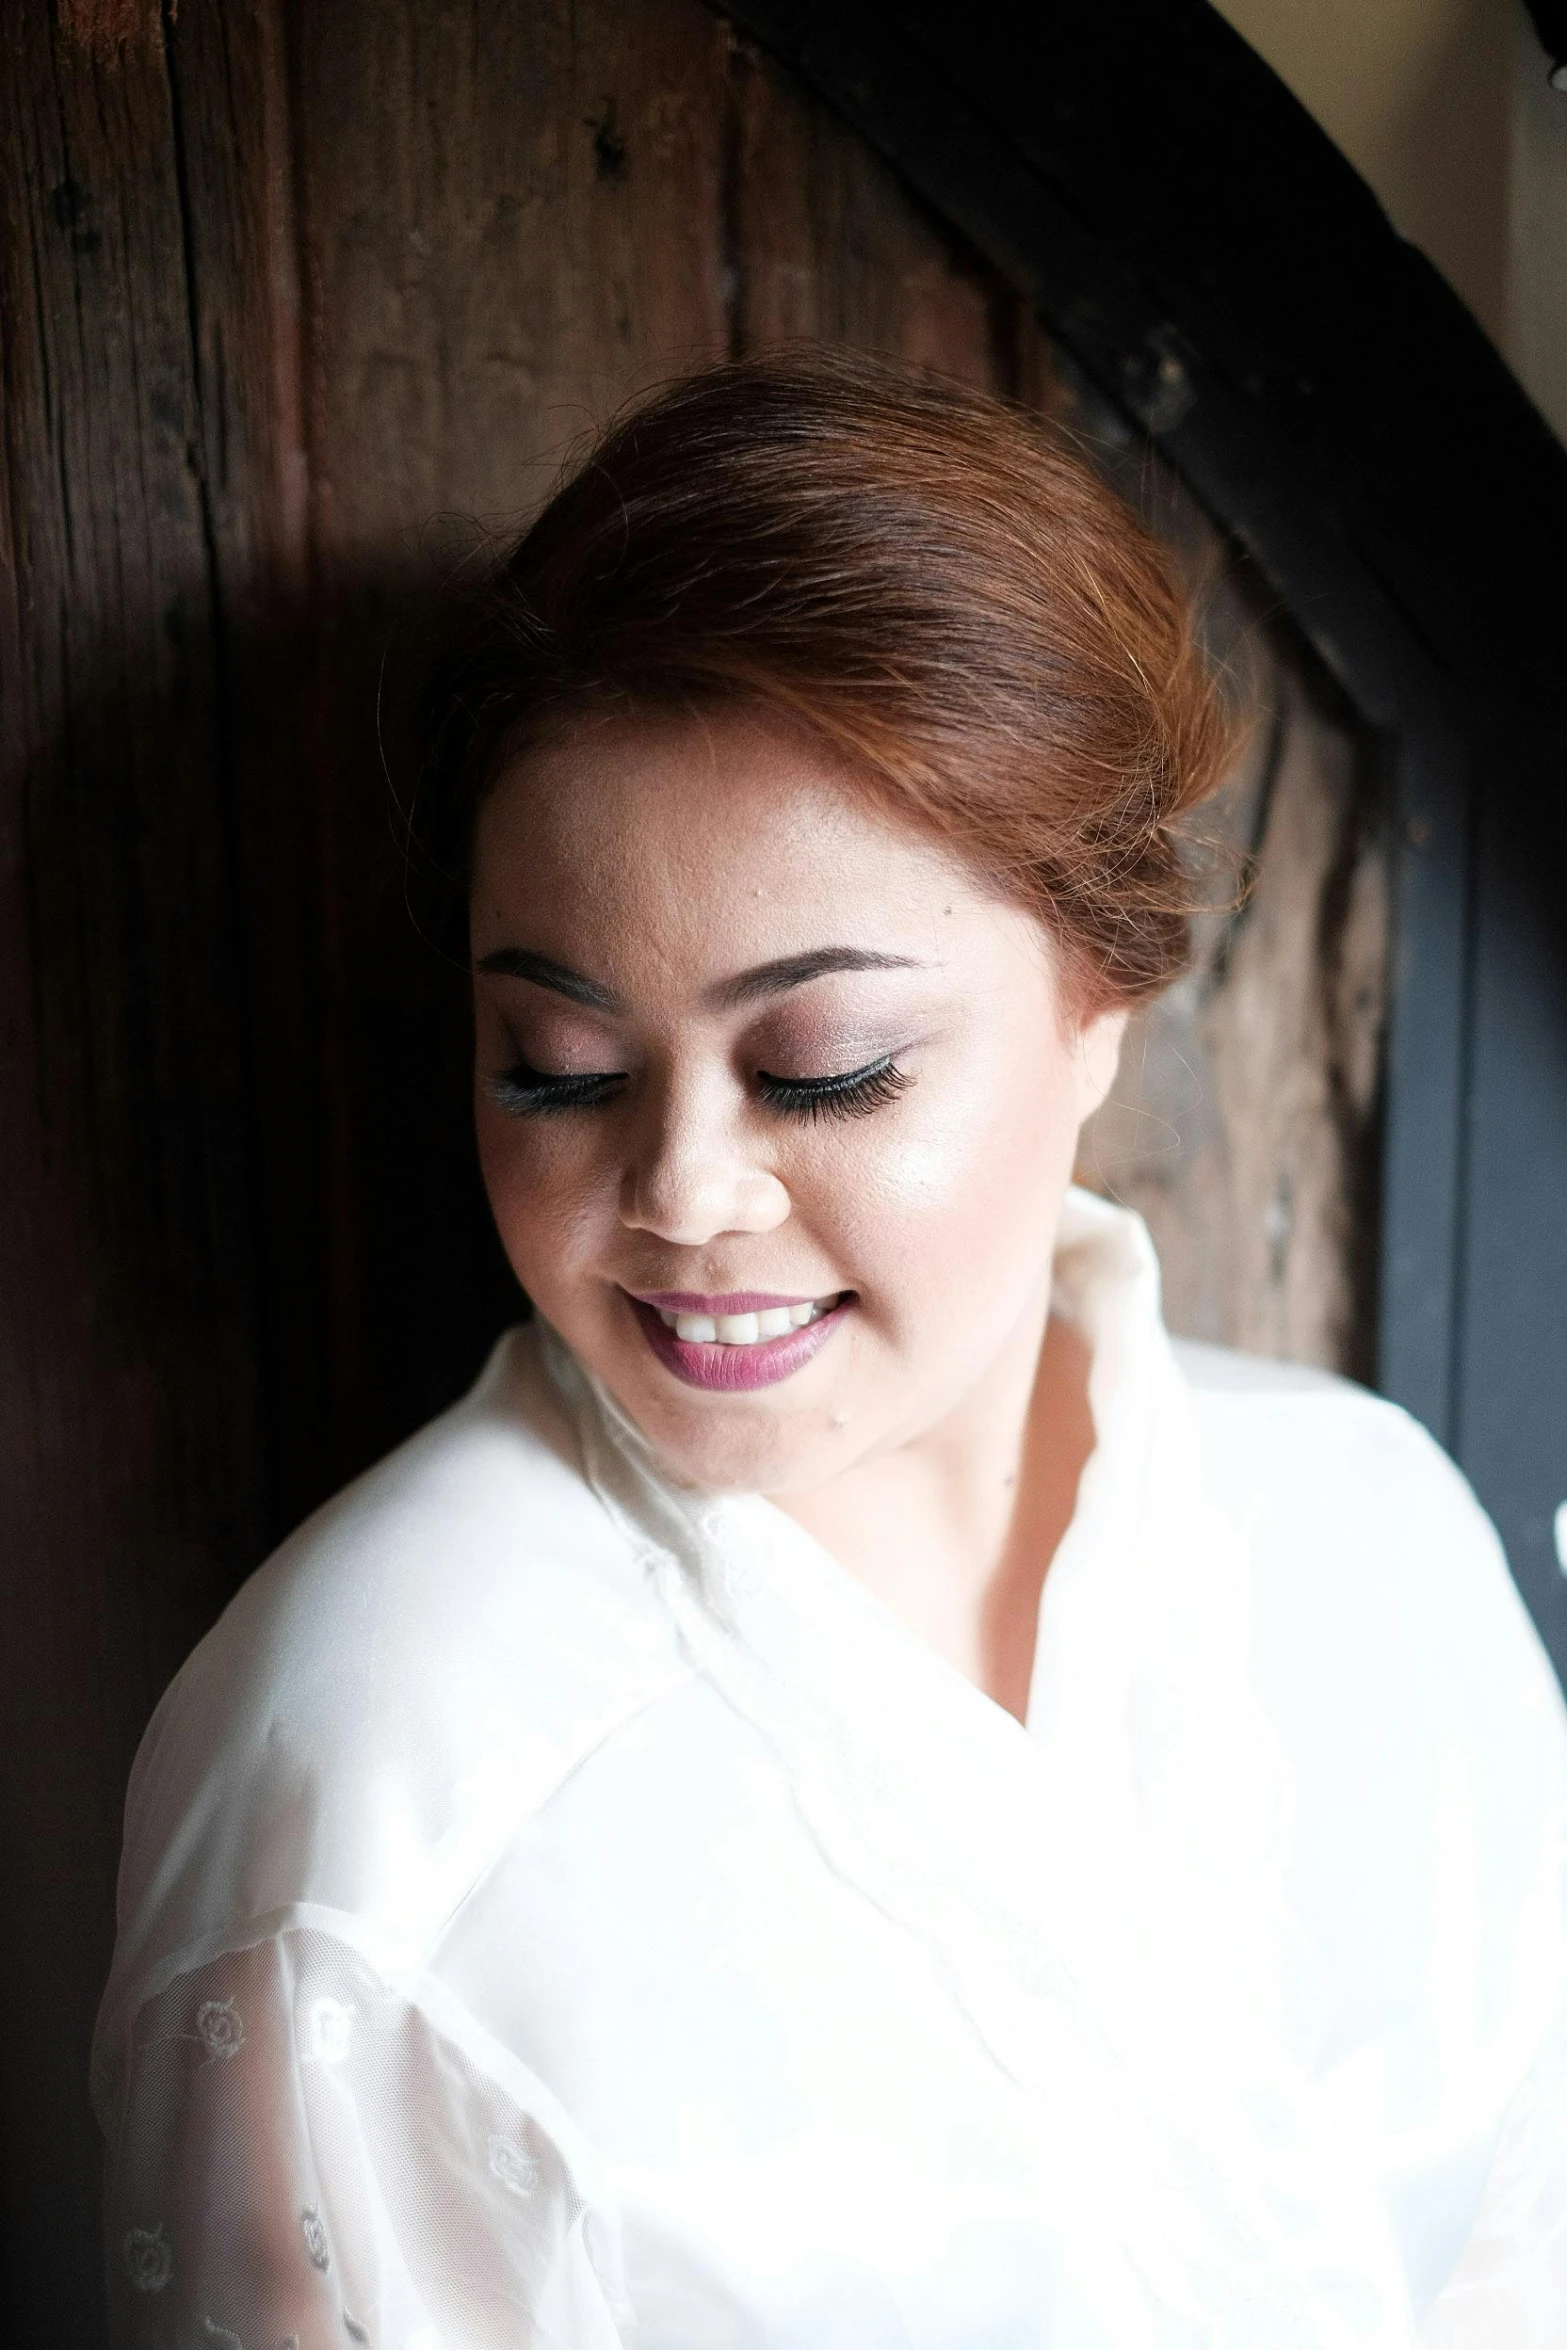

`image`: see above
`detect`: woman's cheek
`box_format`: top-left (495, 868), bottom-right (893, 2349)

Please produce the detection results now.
top-left (856, 1050), bottom-right (1070, 1221)
top-left (476, 1115), bottom-right (600, 1295)
top-left (830, 1062), bottom-right (1074, 1312)
top-left (474, 1106), bottom-right (529, 1250)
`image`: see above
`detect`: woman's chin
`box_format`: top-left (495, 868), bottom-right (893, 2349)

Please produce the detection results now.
top-left (600, 1373), bottom-right (855, 1498)
top-left (562, 1302), bottom-right (866, 1495)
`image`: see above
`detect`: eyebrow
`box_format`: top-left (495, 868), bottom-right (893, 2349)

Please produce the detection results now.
top-left (473, 943), bottom-right (925, 1013)
top-left (473, 948), bottom-right (620, 1010)
top-left (706, 946), bottom-right (925, 1009)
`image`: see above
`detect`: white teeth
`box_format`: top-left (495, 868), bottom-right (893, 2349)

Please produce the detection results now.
top-left (657, 1295), bottom-right (842, 1345)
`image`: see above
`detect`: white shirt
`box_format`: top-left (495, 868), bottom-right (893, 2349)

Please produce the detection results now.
top-left (94, 1191), bottom-right (1567, 2348)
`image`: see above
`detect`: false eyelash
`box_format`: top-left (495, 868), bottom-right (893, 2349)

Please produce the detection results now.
top-left (756, 1057), bottom-right (910, 1123)
top-left (488, 1055), bottom-right (911, 1123)
top-left (488, 1059), bottom-right (627, 1117)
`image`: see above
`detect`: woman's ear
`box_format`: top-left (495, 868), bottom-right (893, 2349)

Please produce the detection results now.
top-left (1075, 1005), bottom-right (1129, 1120)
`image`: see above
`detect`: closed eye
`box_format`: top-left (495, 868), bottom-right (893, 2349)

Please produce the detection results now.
top-left (755, 1057), bottom-right (910, 1122)
top-left (487, 1054), bottom-right (912, 1122)
top-left (488, 1058), bottom-right (627, 1116)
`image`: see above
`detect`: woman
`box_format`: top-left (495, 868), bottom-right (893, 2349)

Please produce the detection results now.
top-left (95, 357), bottom-right (1567, 2347)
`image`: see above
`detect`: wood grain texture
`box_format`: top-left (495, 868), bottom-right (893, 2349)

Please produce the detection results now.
top-left (0, 1), bottom-right (1388, 2334)
top-left (724, 24), bottom-right (1006, 377)
top-left (0, 3), bottom-right (273, 2334)
top-left (1075, 398), bottom-right (1388, 1375)
top-left (1081, 627), bottom-right (1387, 1375)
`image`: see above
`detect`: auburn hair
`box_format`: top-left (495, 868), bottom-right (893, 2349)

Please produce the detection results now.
top-left (420, 350), bottom-right (1239, 1006)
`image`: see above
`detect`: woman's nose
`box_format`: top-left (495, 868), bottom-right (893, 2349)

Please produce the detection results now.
top-left (619, 1081), bottom-right (789, 1245)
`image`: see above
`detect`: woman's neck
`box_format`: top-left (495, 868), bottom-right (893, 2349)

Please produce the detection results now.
top-left (774, 1297), bottom-right (1096, 1722)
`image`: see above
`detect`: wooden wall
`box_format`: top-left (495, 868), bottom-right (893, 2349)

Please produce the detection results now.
top-left (1077, 423), bottom-right (1388, 1378)
top-left (0, 0), bottom-right (1383, 2332)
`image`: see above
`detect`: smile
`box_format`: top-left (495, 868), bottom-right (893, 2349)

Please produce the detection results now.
top-left (625, 1289), bottom-right (851, 1391)
top-left (657, 1296), bottom-right (839, 1344)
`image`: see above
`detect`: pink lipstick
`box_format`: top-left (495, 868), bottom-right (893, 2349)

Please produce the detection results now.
top-left (624, 1289), bottom-right (851, 1391)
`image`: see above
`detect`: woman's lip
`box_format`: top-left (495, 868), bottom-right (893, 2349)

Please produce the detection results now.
top-left (628, 1295), bottom-right (850, 1391)
top-left (627, 1288), bottom-right (836, 1315)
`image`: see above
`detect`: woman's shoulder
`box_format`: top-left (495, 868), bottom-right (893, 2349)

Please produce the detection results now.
top-left (163, 1321), bottom-right (685, 1743)
top-left (1175, 1335), bottom-right (1564, 1775)
top-left (1176, 1340), bottom-right (1567, 2157)
top-left (110, 1327), bottom-right (690, 2006)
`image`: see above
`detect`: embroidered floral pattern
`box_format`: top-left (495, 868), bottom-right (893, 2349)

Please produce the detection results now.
top-left (300, 2204), bottom-right (330, 2271)
top-left (123, 2222), bottom-right (173, 2293)
top-left (487, 2132), bottom-right (538, 2197)
top-left (306, 1996), bottom-right (355, 2063)
top-left (195, 1996), bottom-right (245, 2062)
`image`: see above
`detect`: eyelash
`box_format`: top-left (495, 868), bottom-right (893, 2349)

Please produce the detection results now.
top-left (488, 1064), bottom-right (624, 1118)
top-left (756, 1057), bottom-right (910, 1122)
top-left (488, 1056), bottom-right (910, 1123)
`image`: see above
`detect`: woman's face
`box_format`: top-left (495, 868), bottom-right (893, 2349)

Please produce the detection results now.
top-left (471, 708), bottom-right (1124, 1494)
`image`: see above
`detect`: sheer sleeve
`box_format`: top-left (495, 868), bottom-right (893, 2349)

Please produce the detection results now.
top-left (100, 1925), bottom-right (628, 2350)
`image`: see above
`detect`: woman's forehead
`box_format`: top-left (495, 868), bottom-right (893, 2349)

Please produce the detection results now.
top-left (474, 710), bottom-right (983, 929)
top-left (469, 714), bottom-right (1056, 1015)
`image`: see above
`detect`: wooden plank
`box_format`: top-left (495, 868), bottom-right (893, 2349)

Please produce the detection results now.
top-left (1070, 387), bottom-right (1388, 1375)
top-left (1082, 624), bottom-right (1387, 1377)
top-left (160, 0), bottom-right (336, 1516)
top-left (291, 0), bottom-right (731, 541)
top-left (0, 3), bottom-right (275, 2335)
top-left (724, 24), bottom-right (1005, 380)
